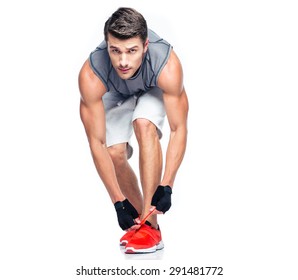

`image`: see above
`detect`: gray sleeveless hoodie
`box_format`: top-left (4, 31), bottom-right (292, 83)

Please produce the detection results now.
top-left (89, 30), bottom-right (172, 96)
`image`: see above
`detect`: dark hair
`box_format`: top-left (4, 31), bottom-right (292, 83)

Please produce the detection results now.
top-left (104, 7), bottom-right (148, 44)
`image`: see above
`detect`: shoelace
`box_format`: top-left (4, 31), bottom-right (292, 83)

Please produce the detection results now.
top-left (139, 206), bottom-right (156, 225)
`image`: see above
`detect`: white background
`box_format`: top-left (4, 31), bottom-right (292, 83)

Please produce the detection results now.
top-left (0, 0), bottom-right (297, 279)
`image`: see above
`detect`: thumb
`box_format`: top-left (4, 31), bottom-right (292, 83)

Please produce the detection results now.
top-left (135, 217), bottom-right (141, 224)
top-left (150, 206), bottom-right (163, 215)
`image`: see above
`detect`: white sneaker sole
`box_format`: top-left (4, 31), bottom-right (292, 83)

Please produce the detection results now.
top-left (125, 241), bottom-right (164, 254)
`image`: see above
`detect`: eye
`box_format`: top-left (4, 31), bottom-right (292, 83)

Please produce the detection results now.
top-left (129, 49), bottom-right (137, 54)
top-left (111, 49), bottom-right (120, 54)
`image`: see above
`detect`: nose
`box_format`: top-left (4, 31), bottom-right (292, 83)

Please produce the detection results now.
top-left (119, 53), bottom-right (128, 68)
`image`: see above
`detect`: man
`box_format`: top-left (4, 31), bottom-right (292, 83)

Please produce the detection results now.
top-left (78, 7), bottom-right (188, 254)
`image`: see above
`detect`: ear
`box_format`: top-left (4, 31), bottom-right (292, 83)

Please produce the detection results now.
top-left (143, 38), bottom-right (149, 53)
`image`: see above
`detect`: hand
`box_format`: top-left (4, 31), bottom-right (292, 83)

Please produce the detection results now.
top-left (114, 199), bottom-right (141, 231)
top-left (150, 185), bottom-right (172, 214)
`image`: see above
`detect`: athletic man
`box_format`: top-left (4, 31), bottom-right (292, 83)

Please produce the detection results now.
top-left (78, 7), bottom-right (188, 253)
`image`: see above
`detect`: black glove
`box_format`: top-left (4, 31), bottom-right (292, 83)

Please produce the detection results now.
top-left (151, 185), bottom-right (172, 213)
top-left (114, 199), bottom-right (139, 230)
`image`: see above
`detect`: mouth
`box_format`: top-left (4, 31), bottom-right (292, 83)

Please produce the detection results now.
top-left (118, 67), bottom-right (130, 74)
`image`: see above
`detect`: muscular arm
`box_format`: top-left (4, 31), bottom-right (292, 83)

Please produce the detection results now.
top-left (78, 60), bottom-right (125, 203)
top-left (158, 51), bottom-right (189, 187)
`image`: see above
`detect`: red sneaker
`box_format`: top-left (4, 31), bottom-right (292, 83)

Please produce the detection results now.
top-left (125, 223), bottom-right (164, 254)
top-left (120, 230), bottom-right (136, 246)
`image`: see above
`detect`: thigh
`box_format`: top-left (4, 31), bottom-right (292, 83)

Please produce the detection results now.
top-left (133, 87), bottom-right (166, 139)
top-left (103, 92), bottom-right (136, 158)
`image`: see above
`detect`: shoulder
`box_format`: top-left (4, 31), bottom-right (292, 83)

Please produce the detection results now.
top-left (157, 50), bottom-right (184, 95)
top-left (78, 60), bottom-right (106, 103)
top-left (147, 30), bottom-right (172, 56)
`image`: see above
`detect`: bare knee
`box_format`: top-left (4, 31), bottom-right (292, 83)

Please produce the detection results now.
top-left (133, 118), bottom-right (158, 141)
top-left (108, 144), bottom-right (128, 167)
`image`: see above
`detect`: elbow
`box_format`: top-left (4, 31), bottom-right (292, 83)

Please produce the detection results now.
top-left (170, 125), bottom-right (188, 142)
top-left (170, 121), bottom-right (188, 135)
top-left (88, 138), bottom-right (107, 155)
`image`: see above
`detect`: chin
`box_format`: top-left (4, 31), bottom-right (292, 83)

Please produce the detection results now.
top-left (117, 72), bottom-right (133, 80)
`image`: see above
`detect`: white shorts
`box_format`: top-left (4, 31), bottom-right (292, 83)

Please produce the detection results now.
top-left (102, 87), bottom-right (165, 158)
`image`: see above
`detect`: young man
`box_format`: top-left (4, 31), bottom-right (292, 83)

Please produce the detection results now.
top-left (79, 7), bottom-right (188, 254)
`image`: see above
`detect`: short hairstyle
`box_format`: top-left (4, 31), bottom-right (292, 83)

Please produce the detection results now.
top-left (104, 7), bottom-right (148, 44)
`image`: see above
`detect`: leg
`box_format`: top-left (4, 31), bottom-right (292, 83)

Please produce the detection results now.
top-left (108, 143), bottom-right (143, 214)
top-left (133, 119), bottom-right (162, 228)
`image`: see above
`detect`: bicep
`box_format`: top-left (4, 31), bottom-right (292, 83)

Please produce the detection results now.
top-left (79, 60), bottom-right (107, 144)
top-left (158, 51), bottom-right (188, 130)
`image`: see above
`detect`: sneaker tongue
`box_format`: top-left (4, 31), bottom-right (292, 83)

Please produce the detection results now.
top-left (144, 220), bottom-right (152, 227)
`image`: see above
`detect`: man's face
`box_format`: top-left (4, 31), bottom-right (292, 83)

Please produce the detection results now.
top-left (107, 33), bottom-right (148, 80)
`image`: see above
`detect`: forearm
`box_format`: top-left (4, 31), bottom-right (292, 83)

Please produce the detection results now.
top-left (160, 126), bottom-right (187, 187)
top-left (90, 141), bottom-right (125, 203)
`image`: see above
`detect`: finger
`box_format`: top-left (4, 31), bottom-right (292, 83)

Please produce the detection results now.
top-left (150, 206), bottom-right (161, 214)
top-left (135, 217), bottom-right (141, 224)
top-left (130, 224), bottom-right (141, 231)
top-left (152, 209), bottom-right (164, 215)
top-left (149, 206), bottom-right (156, 212)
